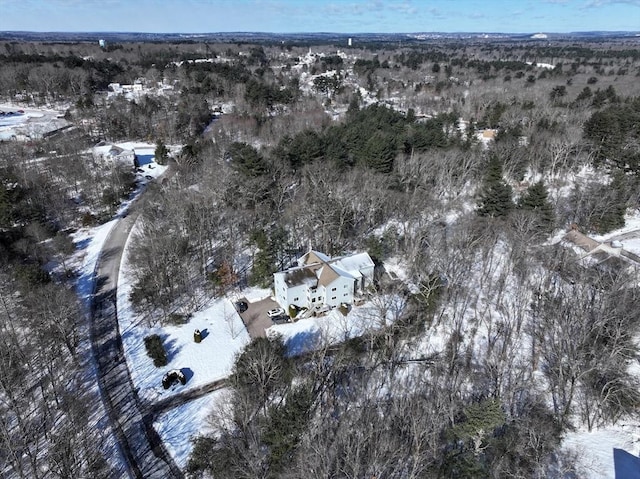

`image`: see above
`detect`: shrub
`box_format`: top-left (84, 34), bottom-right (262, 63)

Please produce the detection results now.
top-left (80, 211), bottom-right (97, 226)
top-left (144, 334), bottom-right (167, 367)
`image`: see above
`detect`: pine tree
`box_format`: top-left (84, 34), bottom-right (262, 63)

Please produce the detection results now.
top-left (518, 181), bottom-right (555, 231)
top-left (0, 182), bottom-right (12, 229)
top-left (597, 171), bottom-right (627, 233)
top-left (477, 156), bottom-right (514, 218)
top-left (154, 139), bottom-right (169, 165)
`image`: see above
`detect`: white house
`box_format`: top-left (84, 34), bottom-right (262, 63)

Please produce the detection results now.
top-left (273, 250), bottom-right (375, 312)
top-left (105, 144), bottom-right (135, 164)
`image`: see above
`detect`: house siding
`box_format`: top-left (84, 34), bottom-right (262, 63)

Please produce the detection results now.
top-left (273, 250), bottom-right (374, 312)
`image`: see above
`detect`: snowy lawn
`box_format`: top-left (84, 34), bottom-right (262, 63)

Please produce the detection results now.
top-left (117, 222), bottom-right (250, 403)
top-left (153, 391), bottom-right (225, 469)
top-left (563, 425), bottom-right (640, 479)
top-left (268, 294), bottom-right (406, 356)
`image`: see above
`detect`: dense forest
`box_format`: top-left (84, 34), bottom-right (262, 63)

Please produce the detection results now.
top-left (1, 36), bottom-right (640, 478)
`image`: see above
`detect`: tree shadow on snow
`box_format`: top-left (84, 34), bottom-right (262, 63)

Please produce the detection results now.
top-left (282, 329), bottom-right (323, 357)
top-left (159, 334), bottom-right (181, 363)
top-left (74, 237), bottom-right (91, 251)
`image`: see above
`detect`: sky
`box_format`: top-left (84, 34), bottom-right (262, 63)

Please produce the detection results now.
top-left (0, 0), bottom-right (638, 34)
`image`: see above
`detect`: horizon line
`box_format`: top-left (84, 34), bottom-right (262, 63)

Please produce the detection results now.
top-left (1, 30), bottom-right (638, 35)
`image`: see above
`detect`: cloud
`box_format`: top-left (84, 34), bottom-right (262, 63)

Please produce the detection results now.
top-left (389, 1), bottom-right (418, 15)
top-left (583, 0), bottom-right (640, 6)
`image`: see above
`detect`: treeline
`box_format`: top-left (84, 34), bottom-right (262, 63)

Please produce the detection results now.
top-left (0, 143), bottom-right (119, 476)
top-left (254, 104), bottom-right (458, 174)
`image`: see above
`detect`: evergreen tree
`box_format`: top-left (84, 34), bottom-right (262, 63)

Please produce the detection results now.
top-left (0, 182), bottom-right (12, 229)
top-left (154, 139), bottom-right (169, 165)
top-left (518, 181), bottom-right (555, 231)
top-left (598, 171), bottom-right (627, 233)
top-left (227, 142), bottom-right (268, 177)
top-left (477, 156), bottom-right (514, 218)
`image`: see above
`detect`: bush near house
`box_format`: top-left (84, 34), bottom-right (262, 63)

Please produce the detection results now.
top-left (144, 334), bottom-right (168, 367)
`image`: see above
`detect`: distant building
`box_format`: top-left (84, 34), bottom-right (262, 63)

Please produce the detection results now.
top-left (99, 39), bottom-right (106, 48)
top-left (476, 128), bottom-right (498, 148)
top-left (531, 33), bottom-right (548, 40)
top-left (348, 38), bottom-right (352, 47)
top-left (104, 144), bottom-right (134, 164)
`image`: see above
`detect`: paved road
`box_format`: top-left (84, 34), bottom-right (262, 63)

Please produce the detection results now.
top-left (90, 172), bottom-right (183, 479)
top-left (611, 228), bottom-right (640, 242)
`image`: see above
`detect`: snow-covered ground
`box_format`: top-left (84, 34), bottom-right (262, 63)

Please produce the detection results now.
top-left (268, 294), bottom-right (406, 356)
top-left (0, 103), bottom-right (69, 140)
top-left (116, 230), bottom-right (251, 403)
top-left (559, 209), bottom-right (640, 477)
top-left (153, 392), bottom-right (224, 469)
top-left (563, 426), bottom-right (640, 479)
top-left (71, 218), bottom-right (125, 473)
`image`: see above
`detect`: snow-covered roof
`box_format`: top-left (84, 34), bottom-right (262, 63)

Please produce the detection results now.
top-left (278, 250), bottom-right (373, 288)
top-left (332, 252), bottom-right (375, 279)
top-left (298, 250), bottom-right (331, 266)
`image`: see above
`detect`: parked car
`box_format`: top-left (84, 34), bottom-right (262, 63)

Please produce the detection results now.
top-left (267, 307), bottom-right (286, 318)
top-left (162, 369), bottom-right (186, 389)
top-left (271, 315), bottom-right (289, 324)
top-left (235, 300), bottom-right (248, 313)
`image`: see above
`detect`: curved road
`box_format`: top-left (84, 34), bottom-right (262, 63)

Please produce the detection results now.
top-left (90, 186), bottom-right (183, 478)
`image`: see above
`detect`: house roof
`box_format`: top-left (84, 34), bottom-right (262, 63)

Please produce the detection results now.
top-left (317, 264), bottom-right (341, 287)
top-left (299, 250), bottom-right (331, 266)
top-left (277, 250), bottom-right (373, 289)
top-left (331, 252), bottom-right (375, 278)
top-left (277, 267), bottom-right (318, 288)
top-left (482, 129), bottom-right (497, 139)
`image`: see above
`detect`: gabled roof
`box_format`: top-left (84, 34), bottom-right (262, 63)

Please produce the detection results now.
top-left (277, 250), bottom-right (373, 289)
top-left (317, 264), bottom-right (341, 287)
top-left (299, 250), bottom-right (331, 266)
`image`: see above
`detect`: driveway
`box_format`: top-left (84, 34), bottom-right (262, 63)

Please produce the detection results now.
top-left (238, 297), bottom-right (282, 339)
top-left (564, 229), bottom-right (600, 252)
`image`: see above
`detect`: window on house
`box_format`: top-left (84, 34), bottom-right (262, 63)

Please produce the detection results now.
top-left (294, 297), bottom-right (299, 302)
top-left (312, 298), bottom-right (316, 302)
top-left (344, 293), bottom-right (348, 296)
top-left (344, 284), bottom-right (347, 288)
top-left (332, 296), bottom-right (336, 300)
top-left (332, 287), bottom-right (336, 291)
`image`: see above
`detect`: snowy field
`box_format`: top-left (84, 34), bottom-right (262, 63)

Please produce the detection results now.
top-left (116, 231), bottom-right (251, 403)
top-left (153, 392), bottom-right (225, 468)
top-left (0, 103), bottom-right (69, 140)
top-left (563, 426), bottom-right (640, 479)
